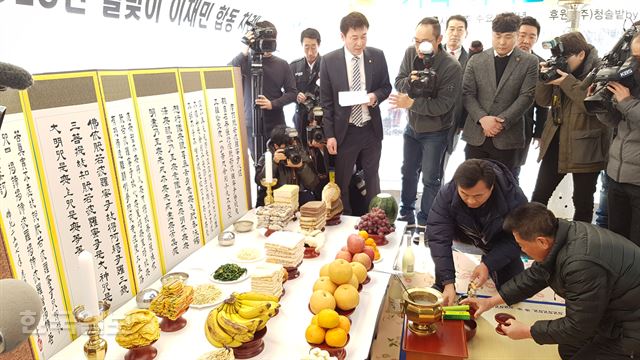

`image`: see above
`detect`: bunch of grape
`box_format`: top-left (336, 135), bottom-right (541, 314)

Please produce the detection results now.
top-left (355, 207), bottom-right (395, 236)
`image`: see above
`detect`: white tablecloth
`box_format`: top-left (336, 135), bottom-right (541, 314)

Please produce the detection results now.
top-left (51, 212), bottom-right (405, 360)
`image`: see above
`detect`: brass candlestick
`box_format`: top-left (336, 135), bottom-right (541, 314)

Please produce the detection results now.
top-left (260, 178), bottom-right (278, 205)
top-left (73, 301), bottom-right (111, 360)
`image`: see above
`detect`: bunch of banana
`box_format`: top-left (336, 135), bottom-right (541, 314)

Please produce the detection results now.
top-left (205, 292), bottom-right (280, 348)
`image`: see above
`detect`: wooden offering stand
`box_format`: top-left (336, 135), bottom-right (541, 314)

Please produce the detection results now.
top-left (308, 335), bottom-right (350, 360)
top-left (124, 341), bottom-right (158, 360)
top-left (402, 318), bottom-right (468, 360)
top-left (232, 327), bottom-right (267, 359)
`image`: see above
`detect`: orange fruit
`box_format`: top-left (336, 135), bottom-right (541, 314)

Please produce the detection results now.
top-left (337, 315), bottom-right (350, 333)
top-left (317, 309), bottom-right (340, 329)
top-left (311, 314), bottom-right (319, 325)
top-left (325, 327), bottom-right (348, 347)
top-left (305, 324), bottom-right (326, 344)
top-left (358, 230), bottom-right (369, 239)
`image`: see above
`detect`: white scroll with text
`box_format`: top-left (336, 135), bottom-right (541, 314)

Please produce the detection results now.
top-left (131, 71), bottom-right (204, 270)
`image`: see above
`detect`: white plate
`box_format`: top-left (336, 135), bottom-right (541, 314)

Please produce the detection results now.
top-left (190, 289), bottom-right (229, 309)
top-left (233, 252), bottom-right (266, 263)
top-left (373, 255), bottom-right (383, 264)
top-left (209, 271), bottom-right (249, 284)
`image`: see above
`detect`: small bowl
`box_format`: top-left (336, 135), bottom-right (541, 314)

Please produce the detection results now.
top-left (463, 319), bottom-right (477, 341)
top-left (495, 313), bottom-right (516, 336)
top-left (136, 288), bottom-right (159, 309)
top-left (160, 272), bottom-right (189, 286)
top-left (233, 220), bottom-right (254, 233)
top-left (218, 231), bottom-right (236, 246)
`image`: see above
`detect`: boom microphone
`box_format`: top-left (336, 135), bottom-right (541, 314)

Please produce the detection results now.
top-left (0, 279), bottom-right (43, 354)
top-left (0, 62), bottom-right (33, 90)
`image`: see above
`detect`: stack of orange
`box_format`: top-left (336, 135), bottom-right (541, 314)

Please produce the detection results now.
top-left (359, 230), bottom-right (380, 261)
top-left (305, 309), bottom-right (350, 348)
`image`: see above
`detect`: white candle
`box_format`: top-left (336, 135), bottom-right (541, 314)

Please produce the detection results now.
top-left (77, 250), bottom-right (100, 316)
top-left (265, 150), bottom-right (273, 183)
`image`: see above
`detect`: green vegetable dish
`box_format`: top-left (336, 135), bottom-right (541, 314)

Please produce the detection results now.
top-left (212, 263), bottom-right (247, 281)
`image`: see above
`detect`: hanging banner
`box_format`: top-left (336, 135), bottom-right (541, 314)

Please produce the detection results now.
top-left (23, 73), bottom-right (136, 311)
top-left (130, 70), bottom-right (204, 270)
top-left (203, 68), bottom-right (251, 228)
top-left (178, 69), bottom-right (221, 243)
top-left (0, 90), bottom-right (74, 360)
top-left (98, 72), bottom-right (165, 288)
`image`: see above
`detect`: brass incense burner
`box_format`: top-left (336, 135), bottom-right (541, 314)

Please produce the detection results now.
top-left (402, 287), bottom-right (443, 335)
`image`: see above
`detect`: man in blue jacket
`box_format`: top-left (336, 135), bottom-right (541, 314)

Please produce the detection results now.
top-left (427, 159), bottom-right (527, 305)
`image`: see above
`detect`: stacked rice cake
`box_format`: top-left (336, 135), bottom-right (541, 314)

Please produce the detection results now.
top-left (326, 197), bottom-right (343, 220)
top-left (264, 231), bottom-right (304, 268)
top-left (251, 262), bottom-right (284, 298)
top-left (256, 204), bottom-right (295, 230)
top-left (274, 184), bottom-right (299, 211)
top-left (299, 201), bottom-right (327, 231)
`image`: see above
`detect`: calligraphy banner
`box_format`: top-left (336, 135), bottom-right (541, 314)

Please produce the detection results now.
top-left (202, 68), bottom-right (251, 228)
top-left (0, 90), bottom-right (74, 360)
top-left (130, 70), bottom-right (204, 270)
top-left (98, 72), bottom-right (165, 288)
top-left (23, 73), bottom-right (136, 311)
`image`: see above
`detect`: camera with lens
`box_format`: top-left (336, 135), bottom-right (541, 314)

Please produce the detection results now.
top-left (241, 20), bottom-right (277, 54)
top-left (284, 145), bottom-right (303, 165)
top-left (540, 38), bottom-right (570, 82)
top-left (408, 42), bottom-right (438, 99)
top-left (583, 25), bottom-right (639, 113)
top-left (306, 107), bottom-right (325, 143)
top-left (301, 92), bottom-right (319, 113)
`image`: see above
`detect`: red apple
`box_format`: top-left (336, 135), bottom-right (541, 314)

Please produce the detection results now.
top-left (341, 246), bottom-right (349, 252)
top-left (362, 246), bottom-right (375, 261)
top-left (347, 234), bottom-right (365, 254)
top-left (352, 253), bottom-right (372, 270)
top-left (335, 250), bottom-right (352, 262)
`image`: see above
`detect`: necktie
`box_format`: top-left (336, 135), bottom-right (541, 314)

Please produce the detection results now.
top-left (350, 56), bottom-right (364, 127)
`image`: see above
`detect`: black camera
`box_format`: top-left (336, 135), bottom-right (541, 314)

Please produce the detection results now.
top-left (284, 145), bottom-right (303, 165)
top-left (306, 107), bottom-right (325, 143)
top-left (241, 20), bottom-right (277, 54)
top-left (408, 42), bottom-right (438, 99)
top-left (301, 92), bottom-right (319, 113)
top-left (540, 38), bottom-right (569, 82)
top-left (583, 25), bottom-right (639, 113)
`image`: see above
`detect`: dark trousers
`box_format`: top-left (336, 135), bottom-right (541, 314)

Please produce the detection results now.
top-left (558, 336), bottom-right (635, 360)
top-left (531, 134), bottom-right (599, 223)
top-left (335, 123), bottom-right (381, 215)
top-left (464, 138), bottom-right (521, 175)
top-left (400, 126), bottom-right (449, 225)
top-left (608, 176), bottom-right (640, 247)
top-left (489, 255), bottom-right (525, 288)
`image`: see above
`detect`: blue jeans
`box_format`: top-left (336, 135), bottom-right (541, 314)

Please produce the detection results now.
top-left (400, 126), bottom-right (449, 224)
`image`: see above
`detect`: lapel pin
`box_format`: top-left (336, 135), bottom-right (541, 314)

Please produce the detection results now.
top-left (368, 59), bottom-right (373, 63)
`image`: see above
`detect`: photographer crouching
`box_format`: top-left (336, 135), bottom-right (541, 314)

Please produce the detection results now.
top-left (255, 125), bottom-right (319, 206)
top-left (388, 17), bottom-right (463, 229)
top-left (531, 32), bottom-right (610, 223)
top-left (595, 31), bottom-right (640, 246)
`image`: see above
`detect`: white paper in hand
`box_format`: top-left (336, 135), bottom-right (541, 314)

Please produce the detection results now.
top-left (338, 90), bottom-right (369, 107)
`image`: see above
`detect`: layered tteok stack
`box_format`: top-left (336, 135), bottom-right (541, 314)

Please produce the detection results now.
top-left (251, 262), bottom-right (285, 298)
top-left (256, 203), bottom-right (295, 230)
top-left (322, 183), bottom-right (343, 221)
top-left (273, 184), bottom-right (299, 211)
top-left (264, 231), bottom-right (305, 268)
top-left (299, 201), bottom-right (327, 231)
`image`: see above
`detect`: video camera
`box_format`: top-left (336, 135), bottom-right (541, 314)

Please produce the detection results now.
top-left (306, 107), bottom-right (325, 143)
top-left (540, 38), bottom-right (570, 82)
top-left (583, 25), bottom-right (639, 113)
top-left (408, 42), bottom-right (438, 99)
top-left (241, 20), bottom-right (277, 54)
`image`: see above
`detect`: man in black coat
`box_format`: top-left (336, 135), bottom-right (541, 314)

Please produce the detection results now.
top-left (427, 159), bottom-right (527, 305)
top-left (464, 202), bottom-right (640, 359)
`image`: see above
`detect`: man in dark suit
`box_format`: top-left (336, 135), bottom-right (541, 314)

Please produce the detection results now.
top-left (290, 28), bottom-right (322, 146)
top-left (462, 12), bottom-right (538, 174)
top-left (514, 16), bottom-right (549, 180)
top-left (320, 11), bottom-right (392, 215)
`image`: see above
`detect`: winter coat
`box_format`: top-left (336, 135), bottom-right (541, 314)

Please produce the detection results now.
top-left (499, 219), bottom-right (640, 354)
top-left (535, 45), bottom-right (611, 173)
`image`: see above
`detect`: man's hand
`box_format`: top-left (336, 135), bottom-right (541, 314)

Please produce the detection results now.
top-left (546, 69), bottom-right (569, 86)
top-left (273, 149), bottom-right (286, 164)
top-left (410, 70), bottom-right (420, 82)
top-left (388, 93), bottom-right (414, 109)
top-left (501, 319), bottom-right (532, 340)
top-left (479, 116), bottom-right (504, 137)
top-left (607, 81), bottom-right (631, 103)
top-left (367, 93), bottom-right (378, 107)
top-left (471, 262), bottom-right (490, 287)
top-left (326, 137), bottom-right (338, 155)
top-left (256, 95), bottom-right (273, 110)
top-left (442, 283), bottom-right (457, 306)
top-left (296, 92), bottom-right (307, 104)
top-left (459, 297), bottom-right (495, 319)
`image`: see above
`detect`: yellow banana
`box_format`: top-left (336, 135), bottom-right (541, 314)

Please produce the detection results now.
top-left (235, 301), bottom-right (271, 319)
top-left (236, 292), bottom-right (279, 302)
top-left (217, 309), bottom-right (250, 336)
top-left (205, 308), bottom-right (234, 346)
top-left (256, 320), bottom-right (267, 331)
top-left (228, 311), bottom-right (262, 332)
top-left (232, 330), bottom-right (255, 343)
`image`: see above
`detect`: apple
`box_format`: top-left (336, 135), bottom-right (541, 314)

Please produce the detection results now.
top-left (347, 234), bottom-right (365, 254)
top-left (362, 246), bottom-right (375, 261)
top-left (335, 250), bottom-right (352, 262)
top-left (352, 252), bottom-right (372, 270)
top-left (341, 245), bottom-right (349, 252)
